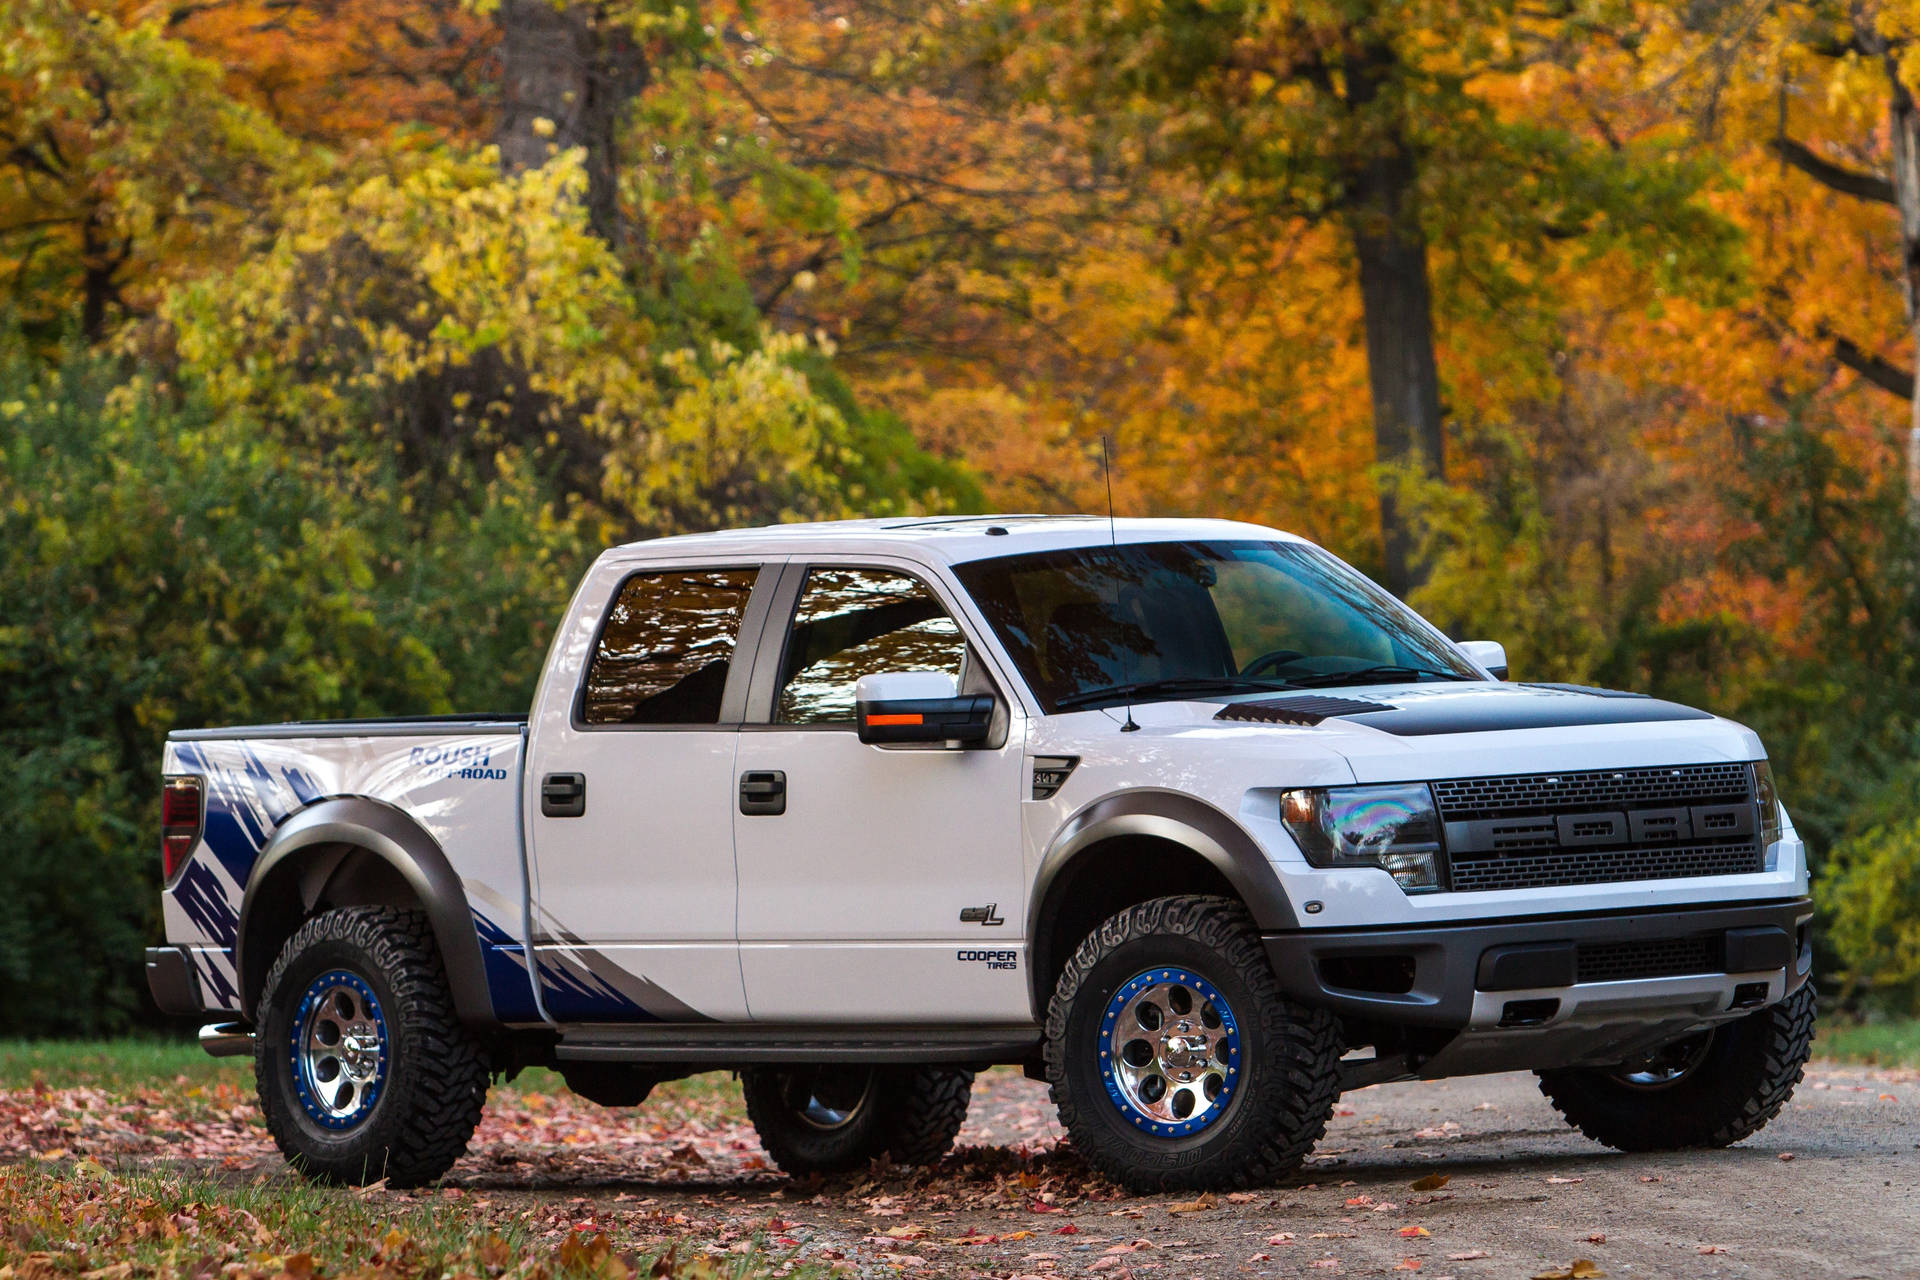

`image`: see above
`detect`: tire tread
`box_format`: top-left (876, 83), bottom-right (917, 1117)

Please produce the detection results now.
top-left (257, 906), bottom-right (489, 1186)
top-left (1045, 895), bottom-right (1342, 1191)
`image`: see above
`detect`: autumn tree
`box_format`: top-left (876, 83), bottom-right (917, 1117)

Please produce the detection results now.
top-left (0, 0), bottom-right (293, 339)
top-left (984, 0), bottom-right (1737, 594)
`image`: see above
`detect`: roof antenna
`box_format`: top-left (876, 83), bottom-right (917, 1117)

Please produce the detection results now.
top-left (1102, 434), bottom-right (1140, 733)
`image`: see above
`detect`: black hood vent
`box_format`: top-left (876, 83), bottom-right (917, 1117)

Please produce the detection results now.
top-left (1213, 694), bottom-right (1392, 726)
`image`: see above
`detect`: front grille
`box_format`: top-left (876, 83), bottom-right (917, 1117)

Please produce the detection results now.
top-left (1432, 762), bottom-right (1752, 822)
top-left (1576, 935), bottom-right (1722, 984)
top-left (1449, 842), bottom-right (1762, 892)
top-left (1436, 763), bottom-right (1763, 892)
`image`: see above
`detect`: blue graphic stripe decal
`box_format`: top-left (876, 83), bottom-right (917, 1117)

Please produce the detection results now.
top-left (174, 859), bottom-right (239, 949)
top-left (472, 910), bottom-right (541, 1022)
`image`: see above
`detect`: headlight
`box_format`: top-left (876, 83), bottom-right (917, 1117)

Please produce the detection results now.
top-left (1281, 784), bottom-right (1444, 893)
top-left (1752, 761), bottom-right (1784, 863)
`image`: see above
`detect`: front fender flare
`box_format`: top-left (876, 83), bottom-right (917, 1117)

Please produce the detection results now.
top-left (1028, 788), bottom-right (1299, 941)
top-left (235, 797), bottom-right (496, 1028)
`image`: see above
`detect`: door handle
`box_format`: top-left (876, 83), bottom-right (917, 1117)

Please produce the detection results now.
top-left (739, 770), bottom-right (786, 816)
top-left (541, 772), bottom-right (586, 818)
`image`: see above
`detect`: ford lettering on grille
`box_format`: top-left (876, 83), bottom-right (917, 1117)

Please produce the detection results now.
top-left (1433, 764), bottom-right (1764, 892)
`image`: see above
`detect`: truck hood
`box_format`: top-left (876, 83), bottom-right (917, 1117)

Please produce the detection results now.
top-left (1081, 680), bottom-right (1765, 782)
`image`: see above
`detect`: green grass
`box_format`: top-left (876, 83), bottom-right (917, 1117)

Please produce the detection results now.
top-left (0, 1036), bottom-right (748, 1122)
top-left (1, 1164), bottom-right (819, 1279)
top-left (1815, 1017), bottom-right (1920, 1068)
top-left (0, 1035), bottom-right (249, 1091)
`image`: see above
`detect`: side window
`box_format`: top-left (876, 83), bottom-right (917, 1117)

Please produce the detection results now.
top-left (581, 568), bottom-right (759, 725)
top-left (776, 568), bottom-right (966, 725)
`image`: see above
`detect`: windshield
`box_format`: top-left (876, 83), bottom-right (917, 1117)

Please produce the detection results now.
top-left (952, 540), bottom-right (1482, 713)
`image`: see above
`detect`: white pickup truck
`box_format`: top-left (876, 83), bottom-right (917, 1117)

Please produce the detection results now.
top-left (147, 516), bottom-right (1813, 1190)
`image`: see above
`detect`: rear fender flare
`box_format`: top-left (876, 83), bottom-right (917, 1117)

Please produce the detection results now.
top-left (235, 797), bottom-right (496, 1028)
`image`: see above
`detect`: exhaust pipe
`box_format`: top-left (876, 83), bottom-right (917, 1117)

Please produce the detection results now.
top-left (198, 1021), bottom-right (255, 1058)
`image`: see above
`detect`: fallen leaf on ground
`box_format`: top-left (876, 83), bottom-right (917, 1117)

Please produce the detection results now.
top-left (1166, 1192), bottom-right (1216, 1215)
top-left (1409, 1173), bottom-right (1451, 1192)
top-left (1697, 1245), bottom-right (1730, 1255)
top-left (1778, 1152), bottom-right (1796, 1162)
top-left (1267, 1233), bottom-right (1295, 1245)
top-left (1447, 1251), bottom-right (1490, 1261)
top-left (1545, 1176), bottom-right (1583, 1185)
top-left (1399, 1226), bottom-right (1430, 1238)
top-left (1532, 1261), bottom-right (1605, 1280)
top-left (1586, 1233), bottom-right (1605, 1244)
top-left (1395, 1260), bottom-right (1423, 1272)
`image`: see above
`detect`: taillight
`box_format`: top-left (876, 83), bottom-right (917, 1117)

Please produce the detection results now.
top-left (162, 776), bottom-right (204, 881)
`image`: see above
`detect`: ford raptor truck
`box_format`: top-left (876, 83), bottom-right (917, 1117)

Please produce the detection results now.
top-left (146, 517), bottom-right (1814, 1190)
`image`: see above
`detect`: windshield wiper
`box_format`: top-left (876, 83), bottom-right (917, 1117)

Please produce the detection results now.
top-left (1281, 664), bottom-right (1479, 689)
top-left (1055, 675), bottom-right (1302, 710)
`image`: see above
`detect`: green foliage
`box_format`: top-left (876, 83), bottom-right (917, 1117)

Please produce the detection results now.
top-left (1398, 425), bottom-right (1612, 684)
top-left (0, 339), bottom-right (586, 1033)
top-left (1820, 785), bottom-right (1920, 1012)
top-left (162, 145), bottom-right (968, 533)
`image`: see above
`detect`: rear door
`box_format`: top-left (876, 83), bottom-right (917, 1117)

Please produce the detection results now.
top-left (526, 561), bottom-right (778, 1022)
top-left (731, 560), bottom-right (1030, 1023)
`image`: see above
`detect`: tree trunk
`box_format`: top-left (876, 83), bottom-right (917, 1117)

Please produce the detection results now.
top-left (1883, 55), bottom-right (1920, 515)
top-left (1344, 49), bottom-right (1447, 597)
top-left (496, 0), bottom-right (649, 250)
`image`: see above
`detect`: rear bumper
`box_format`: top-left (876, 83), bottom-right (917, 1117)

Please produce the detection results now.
top-left (1262, 897), bottom-right (1814, 1038)
top-left (145, 946), bottom-right (205, 1017)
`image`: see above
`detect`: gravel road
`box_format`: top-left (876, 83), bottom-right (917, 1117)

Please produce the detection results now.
top-left (13, 1056), bottom-right (1914, 1278)
top-left (518, 1062), bottom-right (1919, 1280)
top-left (940, 1063), bottom-right (1919, 1280)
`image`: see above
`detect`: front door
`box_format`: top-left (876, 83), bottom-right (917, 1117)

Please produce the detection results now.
top-left (527, 564), bottom-right (767, 1022)
top-left (732, 563), bottom-right (1029, 1023)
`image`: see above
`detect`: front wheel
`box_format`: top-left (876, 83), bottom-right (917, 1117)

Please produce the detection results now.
top-left (1537, 982), bottom-right (1815, 1151)
top-left (256, 906), bottom-right (490, 1186)
top-left (1046, 895), bottom-right (1343, 1192)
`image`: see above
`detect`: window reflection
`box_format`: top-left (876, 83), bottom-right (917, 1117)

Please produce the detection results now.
top-left (776, 568), bottom-right (966, 724)
top-left (581, 569), bottom-right (758, 724)
top-left (954, 541), bottom-right (1476, 713)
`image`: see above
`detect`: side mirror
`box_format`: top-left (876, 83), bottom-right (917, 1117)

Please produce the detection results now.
top-left (1458, 640), bottom-right (1509, 681)
top-left (855, 671), bottom-right (995, 746)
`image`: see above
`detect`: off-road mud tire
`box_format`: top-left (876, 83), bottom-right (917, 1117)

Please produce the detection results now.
top-left (1046, 895), bottom-right (1343, 1192)
top-left (741, 1064), bottom-right (976, 1176)
top-left (256, 906), bottom-right (490, 1186)
top-left (1537, 982), bottom-right (1815, 1152)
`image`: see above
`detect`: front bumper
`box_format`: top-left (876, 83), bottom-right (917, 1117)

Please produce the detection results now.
top-left (1264, 897), bottom-right (1813, 1075)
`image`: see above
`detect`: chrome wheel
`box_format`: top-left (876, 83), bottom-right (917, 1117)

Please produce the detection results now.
top-left (291, 969), bottom-right (388, 1129)
top-left (777, 1067), bottom-right (876, 1131)
top-left (1612, 1031), bottom-right (1714, 1089)
top-left (1100, 968), bottom-right (1241, 1137)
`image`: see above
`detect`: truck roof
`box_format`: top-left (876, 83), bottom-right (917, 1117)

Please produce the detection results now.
top-left (613, 515), bottom-right (1308, 566)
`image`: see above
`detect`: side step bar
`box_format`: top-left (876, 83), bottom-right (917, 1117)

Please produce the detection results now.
top-left (198, 1021), bottom-right (255, 1058)
top-left (556, 1023), bottom-right (1042, 1065)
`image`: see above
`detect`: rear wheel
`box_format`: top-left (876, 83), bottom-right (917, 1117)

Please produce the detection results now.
top-left (741, 1064), bottom-right (975, 1175)
top-left (1046, 895), bottom-right (1342, 1192)
top-left (1537, 982), bottom-right (1815, 1151)
top-left (256, 906), bottom-right (489, 1186)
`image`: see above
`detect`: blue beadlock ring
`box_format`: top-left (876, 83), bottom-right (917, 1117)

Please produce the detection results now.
top-left (1099, 967), bottom-right (1241, 1138)
top-left (290, 968), bottom-right (388, 1130)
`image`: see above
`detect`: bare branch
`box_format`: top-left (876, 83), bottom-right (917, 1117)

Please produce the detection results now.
top-left (1770, 137), bottom-right (1896, 204)
top-left (1832, 333), bottom-right (1914, 398)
